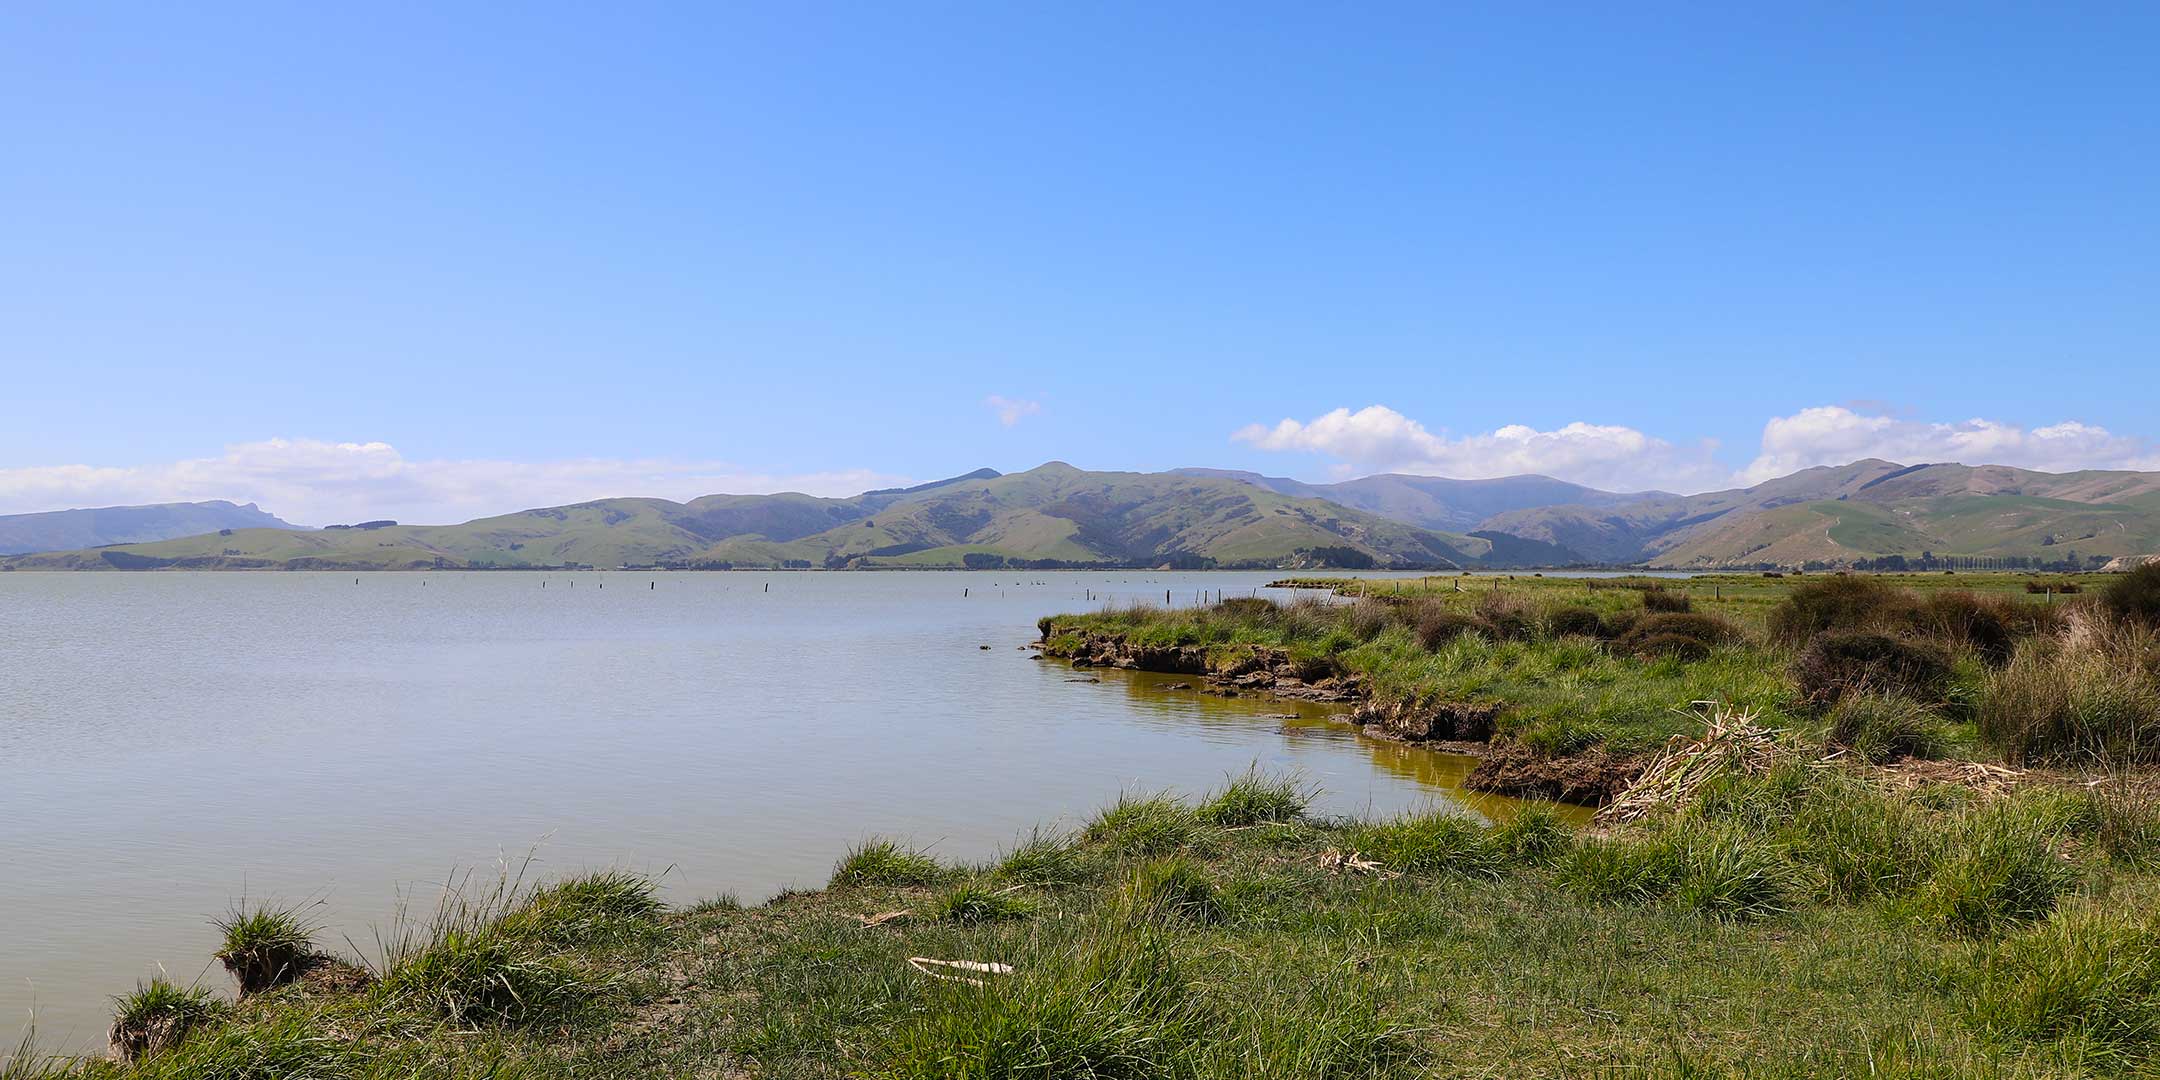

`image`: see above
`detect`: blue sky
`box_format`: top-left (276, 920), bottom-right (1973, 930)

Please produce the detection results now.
top-left (2, 4), bottom-right (2155, 523)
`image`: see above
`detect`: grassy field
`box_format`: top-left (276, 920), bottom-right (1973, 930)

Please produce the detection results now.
top-left (16, 767), bottom-right (2160, 1079)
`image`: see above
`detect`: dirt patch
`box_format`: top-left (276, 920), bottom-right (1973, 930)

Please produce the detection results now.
top-left (1351, 698), bottom-right (1498, 742)
top-left (1464, 743), bottom-right (1645, 805)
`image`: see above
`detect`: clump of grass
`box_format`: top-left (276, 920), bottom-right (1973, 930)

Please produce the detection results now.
top-left (1350, 811), bottom-right (1504, 878)
top-left (1195, 768), bottom-right (1312, 827)
top-left (1980, 624), bottom-right (2160, 765)
top-left (370, 863), bottom-right (617, 1027)
top-left (1560, 827), bottom-right (1795, 921)
top-left (1825, 692), bottom-right (1950, 763)
top-left (931, 881), bottom-right (1037, 925)
top-left (496, 870), bottom-right (664, 945)
top-left (376, 928), bottom-right (597, 1027)
top-left (874, 928), bottom-right (1201, 1078)
top-left (1769, 574), bottom-right (1915, 645)
top-left (1612, 612), bottom-right (1742, 659)
top-left (1640, 585), bottom-right (1692, 612)
top-left (1122, 858), bottom-right (1225, 925)
top-left (1083, 792), bottom-right (1199, 856)
top-left (121, 1016), bottom-right (356, 1079)
top-left (1966, 906), bottom-right (2160, 1060)
top-left (2102, 562), bottom-right (2160, 627)
top-left (1793, 630), bottom-right (1952, 709)
top-left (993, 829), bottom-right (1088, 888)
top-left (1486, 804), bottom-right (1574, 867)
top-left (1411, 602), bottom-right (1489, 650)
top-left (1545, 606), bottom-right (1606, 638)
top-left (213, 902), bottom-right (327, 996)
top-left (1910, 806), bottom-right (2080, 938)
top-left (830, 839), bottom-right (946, 888)
top-left (109, 978), bottom-right (227, 1063)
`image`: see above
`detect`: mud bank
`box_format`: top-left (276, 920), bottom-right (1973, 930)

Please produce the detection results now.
top-left (1036, 626), bottom-right (1636, 805)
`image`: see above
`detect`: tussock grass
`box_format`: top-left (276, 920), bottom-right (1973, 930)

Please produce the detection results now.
top-left (929, 881), bottom-right (1036, 925)
top-left (992, 829), bottom-right (1089, 888)
top-left (1121, 858), bottom-right (1225, 925)
top-left (1083, 793), bottom-right (1200, 856)
top-left (1826, 692), bottom-right (1951, 763)
top-left (1965, 905), bottom-right (2160, 1064)
top-left (830, 839), bottom-right (946, 888)
top-left (1981, 620), bottom-right (2160, 765)
top-left (1910, 805), bottom-right (2081, 938)
top-left (108, 979), bottom-right (227, 1063)
top-left (212, 903), bottom-right (325, 997)
top-left (1349, 811), bottom-right (1504, 879)
top-left (1194, 769), bottom-right (1311, 827)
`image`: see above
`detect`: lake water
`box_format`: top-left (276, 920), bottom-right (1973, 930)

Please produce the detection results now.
top-left (0, 570), bottom-right (1559, 1050)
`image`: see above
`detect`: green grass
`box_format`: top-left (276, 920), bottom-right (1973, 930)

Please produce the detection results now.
top-left (211, 904), bottom-right (324, 996)
top-left (33, 772), bottom-right (2160, 1077)
top-left (830, 839), bottom-right (947, 888)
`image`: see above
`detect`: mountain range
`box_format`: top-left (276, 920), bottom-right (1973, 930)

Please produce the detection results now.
top-left (3, 459), bottom-right (2157, 571)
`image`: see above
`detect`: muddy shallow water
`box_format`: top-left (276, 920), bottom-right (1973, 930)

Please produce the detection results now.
top-left (0, 570), bottom-right (1569, 1049)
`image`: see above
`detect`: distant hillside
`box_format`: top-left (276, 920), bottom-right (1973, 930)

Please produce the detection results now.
top-left (0, 500), bottom-right (296, 555)
top-left (1174, 468), bottom-right (1648, 532)
top-left (12, 460), bottom-right (2157, 572)
top-left (1485, 461), bottom-right (2160, 570)
top-left (0, 465), bottom-right (1500, 571)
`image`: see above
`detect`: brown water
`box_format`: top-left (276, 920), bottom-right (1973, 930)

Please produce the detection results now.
top-left (0, 570), bottom-right (1567, 1049)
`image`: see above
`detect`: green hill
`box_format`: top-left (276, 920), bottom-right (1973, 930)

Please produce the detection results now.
top-left (1484, 461), bottom-right (2160, 569)
top-left (0, 464), bottom-right (1490, 571)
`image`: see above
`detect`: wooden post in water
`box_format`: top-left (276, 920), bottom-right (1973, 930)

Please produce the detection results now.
top-left (764, 582), bottom-right (769, 593)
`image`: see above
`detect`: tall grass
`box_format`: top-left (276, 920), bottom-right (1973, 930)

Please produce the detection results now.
top-left (830, 839), bottom-right (946, 888)
top-left (1980, 618), bottom-right (2160, 764)
top-left (1194, 768), bottom-right (1311, 827)
top-left (212, 902), bottom-right (325, 996)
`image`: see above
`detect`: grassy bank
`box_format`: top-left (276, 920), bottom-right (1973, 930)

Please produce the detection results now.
top-left (1038, 570), bottom-right (2155, 768)
top-left (15, 766), bottom-right (2160, 1079)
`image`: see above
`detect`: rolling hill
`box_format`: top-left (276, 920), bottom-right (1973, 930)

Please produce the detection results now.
top-left (0, 465), bottom-right (1500, 571)
top-left (1172, 468), bottom-right (1650, 531)
top-left (0, 500), bottom-right (296, 555)
top-left (1484, 461), bottom-right (2160, 569)
top-left (7, 460), bottom-right (2157, 572)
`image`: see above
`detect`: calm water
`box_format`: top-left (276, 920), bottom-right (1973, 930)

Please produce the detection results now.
top-left (0, 570), bottom-right (1556, 1049)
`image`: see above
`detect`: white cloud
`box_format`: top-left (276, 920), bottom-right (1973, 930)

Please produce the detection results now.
top-left (1739, 407), bottom-right (2160, 483)
top-left (983, 395), bottom-right (1042, 427)
top-left (1232, 406), bottom-right (1724, 493)
top-left (0, 438), bottom-right (914, 526)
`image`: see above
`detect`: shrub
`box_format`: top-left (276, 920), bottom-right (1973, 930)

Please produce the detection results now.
top-left (109, 978), bottom-right (226, 1062)
top-left (1195, 769), bottom-right (1311, 827)
top-left (1084, 793), bottom-right (1199, 856)
top-left (1793, 630), bottom-right (1952, 708)
top-left (1980, 631), bottom-right (2160, 765)
top-left (931, 881), bottom-right (1037, 925)
top-left (1122, 858), bottom-right (1225, 924)
top-left (830, 839), bottom-right (945, 888)
top-left (1640, 586), bottom-right (1692, 612)
top-left (1768, 575), bottom-right (1915, 645)
top-left (2104, 563), bottom-right (2160, 626)
top-left (1966, 908), bottom-right (2160, 1056)
top-left (213, 903), bottom-right (325, 996)
top-left (1826, 693), bottom-right (1950, 763)
top-left (1912, 807), bottom-right (2079, 938)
